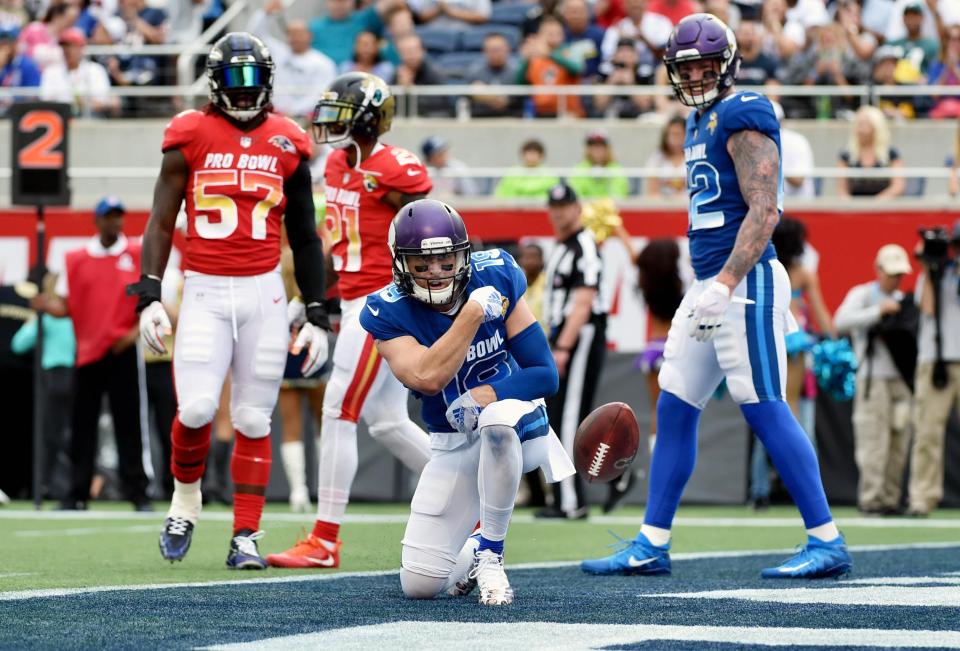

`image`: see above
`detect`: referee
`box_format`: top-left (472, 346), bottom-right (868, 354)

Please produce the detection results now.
top-left (539, 182), bottom-right (607, 519)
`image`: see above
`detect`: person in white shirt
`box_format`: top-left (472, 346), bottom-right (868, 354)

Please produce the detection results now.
top-left (40, 27), bottom-right (117, 117)
top-left (247, 0), bottom-right (337, 119)
top-left (834, 244), bottom-right (915, 516)
top-left (421, 135), bottom-right (480, 197)
top-left (772, 100), bottom-right (816, 199)
top-left (600, 0), bottom-right (673, 64)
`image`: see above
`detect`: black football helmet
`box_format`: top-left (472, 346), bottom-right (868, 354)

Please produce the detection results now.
top-left (312, 72), bottom-right (395, 149)
top-left (206, 32), bottom-right (274, 122)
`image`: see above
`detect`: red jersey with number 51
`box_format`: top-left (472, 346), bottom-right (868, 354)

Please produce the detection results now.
top-left (324, 144), bottom-right (432, 300)
top-left (162, 109), bottom-right (313, 276)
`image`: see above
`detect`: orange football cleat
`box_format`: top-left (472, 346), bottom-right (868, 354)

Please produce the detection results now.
top-left (266, 533), bottom-right (341, 569)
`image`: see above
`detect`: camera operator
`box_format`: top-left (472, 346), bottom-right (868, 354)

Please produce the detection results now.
top-left (835, 244), bottom-right (917, 516)
top-left (907, 222), bottom-right (960, 517)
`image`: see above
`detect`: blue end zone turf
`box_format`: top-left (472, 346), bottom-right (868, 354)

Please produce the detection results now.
top-left (2, 545), bottom-right (959, 649)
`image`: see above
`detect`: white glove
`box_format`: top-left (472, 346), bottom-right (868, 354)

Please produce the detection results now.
top-left (687, 281), bottom-right (732, 342)
top-left (445, 390), bottom-right (483, 434)
top-left (291, 322), bottom-right (329, 376)
top-left (468, 286), bottom-right (505, 323)
top-left (139, 301), bottom-right (172, 355)
top-left (286, 297), bottom-right (306, 328)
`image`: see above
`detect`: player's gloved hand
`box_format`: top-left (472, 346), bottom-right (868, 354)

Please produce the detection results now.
top-left (687, 281), bottom-right (732, 342)
top-left (468, 286), bottom-right (505, 323)
top-left (291, 302), bottom-right (331, 376)
top-left (445, 390), bottom-right (483, 434)
top-left (139, 301), bottom-right (172, 355)
top-left (286, 296), bottom-right (306, 328)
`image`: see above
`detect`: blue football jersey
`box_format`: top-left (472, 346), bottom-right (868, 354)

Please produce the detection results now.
top-left (683, 90), bottom-right (783, 280)
top-left (360, 248), bottom-right (528, 433)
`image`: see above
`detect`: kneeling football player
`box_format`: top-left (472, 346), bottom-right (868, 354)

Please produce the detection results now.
top-left (360, 199), bottom-right (574, 606)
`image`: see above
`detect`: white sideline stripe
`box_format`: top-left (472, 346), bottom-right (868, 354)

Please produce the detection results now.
top-left (3, 510), bottom-right (960, 529)
top-left (0, 573), bottom-right (35, 578)
top-left (1, 541), bottom-right (958, 602)
top-left (651, 586), bottom-right (960, 607)
top-left (203, 622), bottom-right (960, 650)
top-left (15, 525), bottom-right (159, 538)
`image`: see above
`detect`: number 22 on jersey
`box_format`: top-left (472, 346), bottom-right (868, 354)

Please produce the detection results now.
top-left (194, 170), bottom-right (283, 240)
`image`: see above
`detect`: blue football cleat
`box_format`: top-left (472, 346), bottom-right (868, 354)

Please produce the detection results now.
top-left (226, 530), bottom-right (268, 570)
top-left (159, 516), bottom-right (194, 562)
top-left (581, 532), bottom-right (671, 576)
top-left (761, 535), bottom-right (853, 579)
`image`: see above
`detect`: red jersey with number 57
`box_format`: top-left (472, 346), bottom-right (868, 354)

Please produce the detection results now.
top-left (162, 109), bottom-right (313, 276)
top-left (324, 144), bottom-right (432, 300)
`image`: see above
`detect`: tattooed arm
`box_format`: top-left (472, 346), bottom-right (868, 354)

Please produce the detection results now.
top-left (716, 129), bottom-right (781, 292)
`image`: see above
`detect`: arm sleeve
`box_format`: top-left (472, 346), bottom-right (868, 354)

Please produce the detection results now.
top-left (284, 160), bottom-right (326, 307)
top-left (489, 321), bottom-right (559, 400)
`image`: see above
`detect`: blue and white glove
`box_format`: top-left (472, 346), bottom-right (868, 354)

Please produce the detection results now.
top-left (445, 390), bottom-right (483, 434)
top-left (468, 286), bottom-right (505, 323)
top-left (687, 281), bottom-right (732, 342)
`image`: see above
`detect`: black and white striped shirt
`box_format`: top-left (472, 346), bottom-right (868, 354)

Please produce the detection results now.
top-left (542, 228), bottom-right (606, 337)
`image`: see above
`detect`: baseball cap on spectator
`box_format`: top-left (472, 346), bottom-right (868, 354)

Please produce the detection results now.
top-left (547, 182), bottom-right (578, 206)
top-left (874, 44), bottom-right (904, 63)
top-left (585, 130), bottom-right (609, 146)
top-left (95, 196), bottom-right (126, 218)
top-left (421, 135), bottom-right (449, 160)
top-left (875, 244), bottom-right (912, 275)
top-left (903, 1), bottom-right (924, 14)
top-left (58, 27), bottom-right (86, 46)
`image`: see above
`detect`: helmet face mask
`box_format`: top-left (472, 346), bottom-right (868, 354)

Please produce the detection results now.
top-left (663, 13), bottom-right (740, 109)
top-left (388, 200), bottom-right (472, 307)
top-left (207, 32), bottom-right (274, 122)
top-left (312, 72), bottom-right (395, 147)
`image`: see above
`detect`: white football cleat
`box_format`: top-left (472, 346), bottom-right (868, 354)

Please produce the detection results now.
top-left (0, 488), bottom-right (10, 505)
top-left (469, 549), bottom-right (514, 606)
top-left (447, 531), bottom-right (481, 596)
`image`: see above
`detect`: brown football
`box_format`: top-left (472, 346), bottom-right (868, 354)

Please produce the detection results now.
top-left (573, 402), bottom-right (641, 484)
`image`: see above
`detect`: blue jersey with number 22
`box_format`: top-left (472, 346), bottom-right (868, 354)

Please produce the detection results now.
top-left (684, 90), bottom-right (783, 280)
top-left (360, 249), bottom-right (527, 434)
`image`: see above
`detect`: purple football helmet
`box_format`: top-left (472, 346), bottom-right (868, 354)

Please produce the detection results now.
top-left (388, 199), bottom-right (472, 306)
top-left (663, 13), bottom-right (740, 109)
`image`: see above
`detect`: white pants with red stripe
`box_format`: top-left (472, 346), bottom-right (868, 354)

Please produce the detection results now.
top-left (315, 296), bottom-right (432, 525)
top-left (173, 270), bottom-right (289, 438)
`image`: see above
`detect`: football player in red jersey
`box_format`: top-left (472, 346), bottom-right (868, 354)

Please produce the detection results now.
top-left (127, 32), bottom-right (331, 569)
top-left (267, 72), bottom-right (433, 569)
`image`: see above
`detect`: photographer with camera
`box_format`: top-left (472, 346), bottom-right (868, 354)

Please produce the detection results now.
top-left (907, 222), bottom-right (960, 517)
top-left (835, 244), bottom-right (918, 516)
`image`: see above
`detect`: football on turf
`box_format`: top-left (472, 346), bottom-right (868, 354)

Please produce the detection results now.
top-left (573, 402), bottom-right (640, 483)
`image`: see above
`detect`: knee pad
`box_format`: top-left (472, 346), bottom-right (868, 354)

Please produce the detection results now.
top-left (399, 567), bottom-right (447, 600)
top-left (476, 399), bottom-right (525, 430)
top-left (232, 406), bottom-right (271, 439)
top-left (178, 396), bottom-right (218, 429)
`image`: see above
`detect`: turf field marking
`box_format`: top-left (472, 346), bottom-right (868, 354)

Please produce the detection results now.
top-left (14, 525), bottom-right (159, 537)
top-left (0, 573), bottom-right (35, 579)
top-left (650, 583), bottom-right (960, 607)
top-left (4, 510), bottom-right (960, 529)
top-left (203, 622), bottom-right (960, 650)
top-left (2, 541), bottom-right (958, 602)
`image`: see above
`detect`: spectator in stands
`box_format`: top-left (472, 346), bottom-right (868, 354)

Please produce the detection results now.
top-left (379, 5), bottom-right (414, 66)
top-left (165, 0), bottom-right (216, 45)
top-left (0, 0), bottom-right (28, 30)
top-left (871, 44), bottom-right (923, 120)
top-left (644, 113), bottom-right (686, 199)
top-left (93, 0), bottom-right (167, 108)
top-left (339, 30), bottom-right (394, 83)
top-left (18, 0), bottom-right (79, 70)
top-left (838, 105), bottom-right (906, 198)
top-left (647, 0), bottom-right (696, 25)
top-left (421, 135), bottom-right (480, 197)
top-left (560, 0), bottom-right (604, 81)
top-left (836, 0), bottom-right (879, 66)
top-left (569, 131), bottom-right (629, 200)
top-left (736, 17), bottom-right (780, 89)
top-left (517, 15), bottom-right (585, 117)
top-left (772, 100), bottom-right (817, 198)
top-left (835, 244), bottom-right (915, 516)
top-left (907, 220), bottom-right (960, 517)
top-left (592, 37), bottom-right (655, 118)
top-left (406, 0), bottom-right (491, 29)
top-left (494, 138), bottom-right (559, 199)
top-left (594, 0), bottom-right (626, 29)
top-left (0, 24), bottom-right (41, 114)
top-left (760, 0), bottom-right (805, 60)
top-left (465, 31), bottom-right (522, 117)
top-left (703, 0), bottom-right (739, 29)
top-left (247, 0), bottom-right (338, 119)
top-left (884, 0), bottom-right (940, 43)
top-left (34, 196), bottom-right (152, 512)
top-left (40, 27), bottom-right (117, 117)
top-left (600, 0), bottom-right (672, 65)
top-left (928, 25), bottom-right (960, 119)
top-left (395, 32), bottom-right (451, 116)
top-left (888, 2), bottom-right (939, 77)
top-left (309, 0), bottom-right (399, 66)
